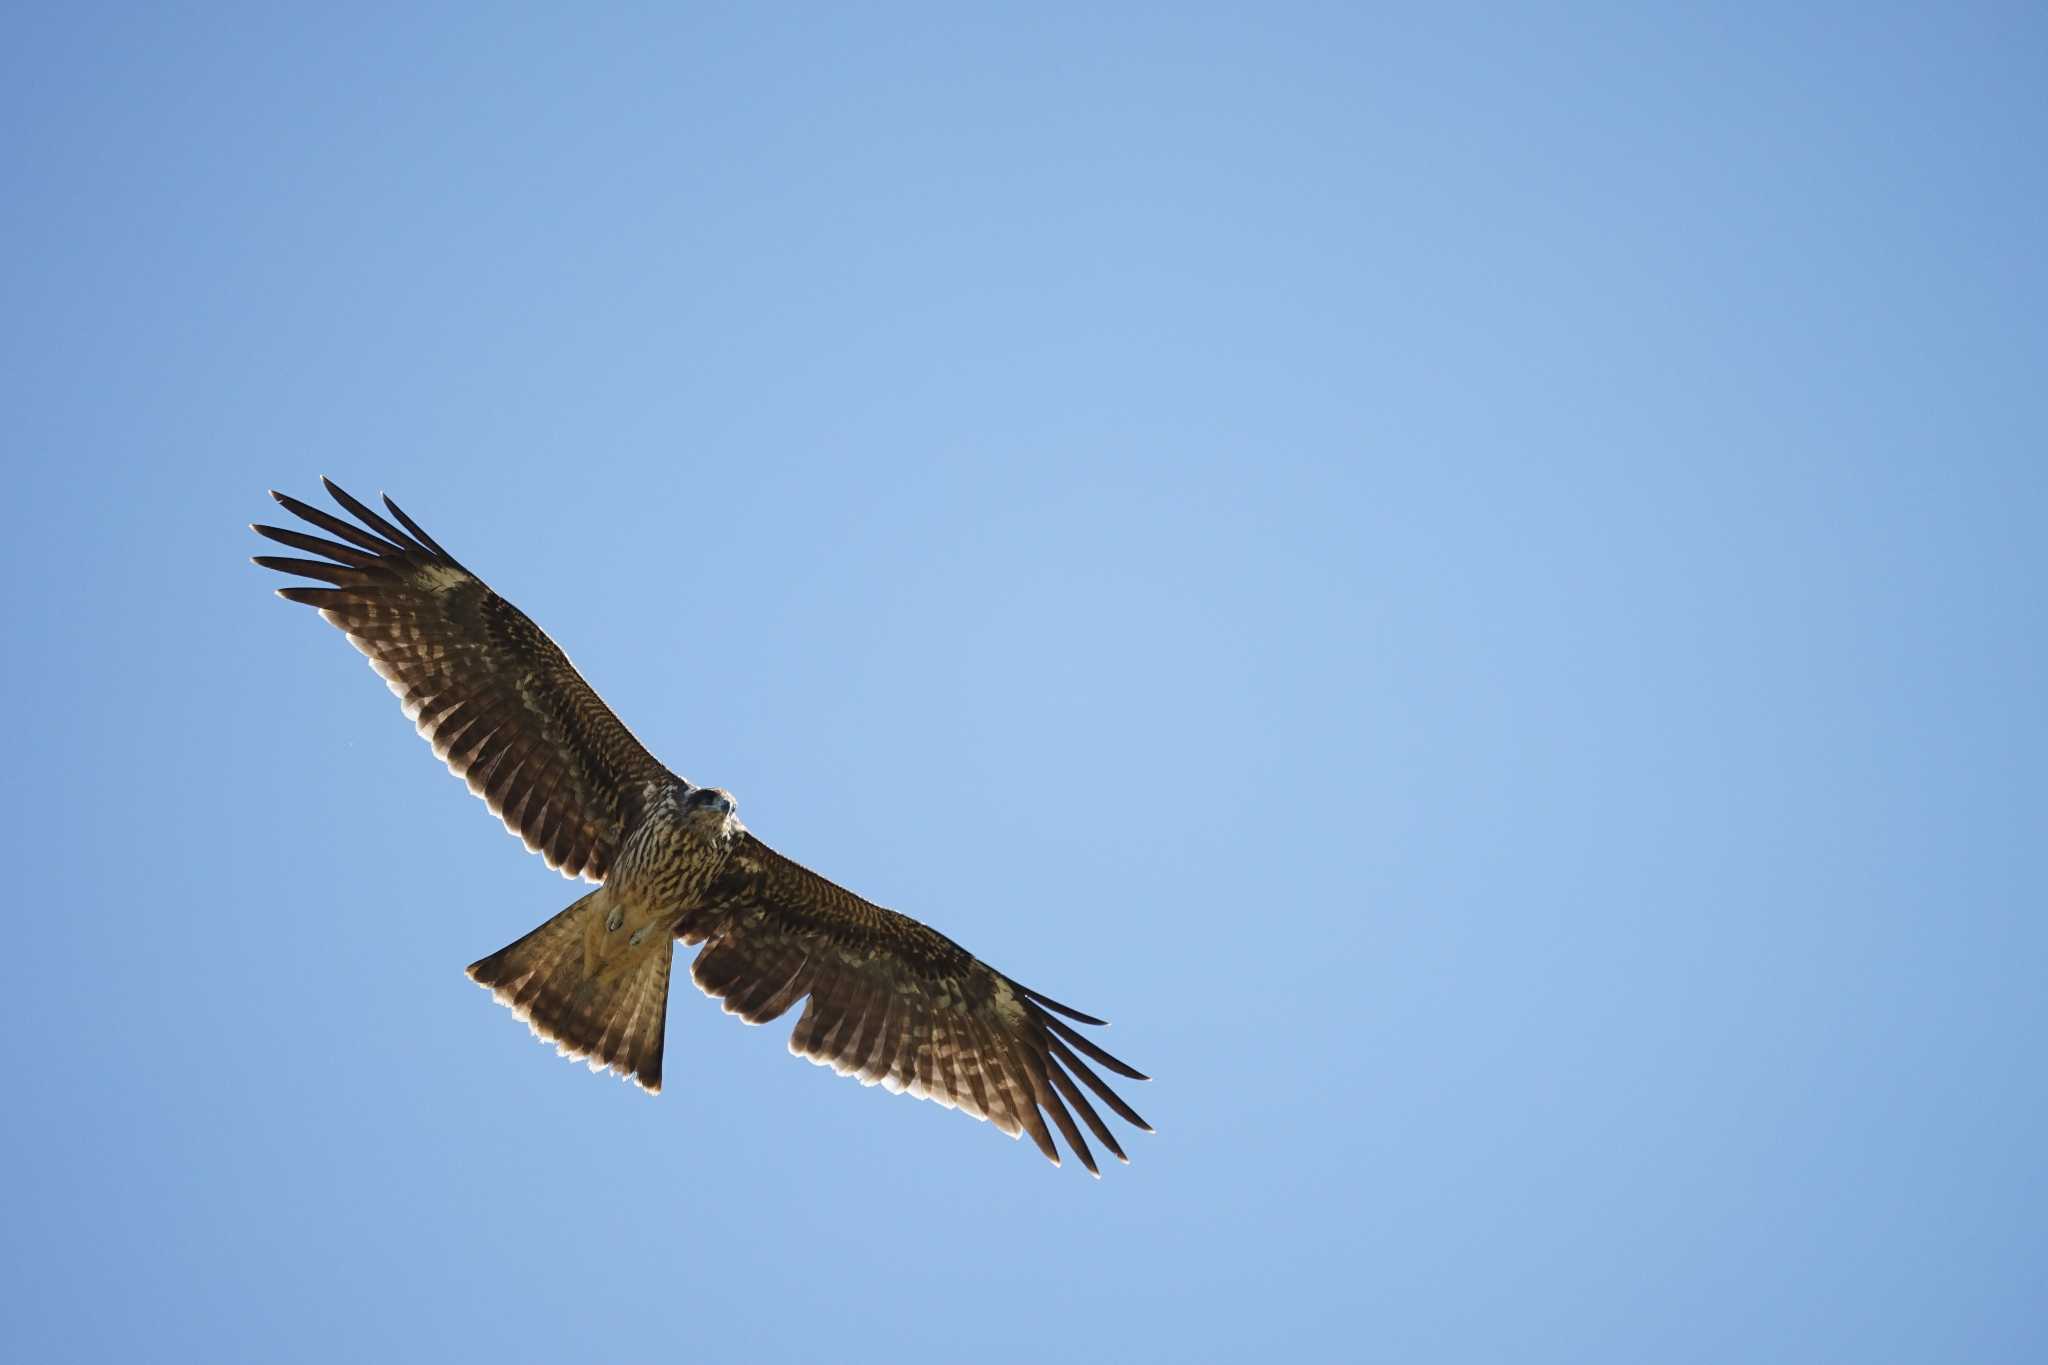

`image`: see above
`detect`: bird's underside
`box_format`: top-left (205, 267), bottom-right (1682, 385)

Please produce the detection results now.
top-left (252, 479), bottom-right (1150, 1174)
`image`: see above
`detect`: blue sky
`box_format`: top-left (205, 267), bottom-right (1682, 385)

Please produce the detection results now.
top-left (4, 4), bottom-right (2044, 1361)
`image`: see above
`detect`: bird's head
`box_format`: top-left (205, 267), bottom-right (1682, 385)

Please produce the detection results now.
top-left (683, 785), bottom-right (740, 831)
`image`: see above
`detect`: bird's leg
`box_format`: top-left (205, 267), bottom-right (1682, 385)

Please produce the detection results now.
top-left (627, 910), bottom-right (679, 947)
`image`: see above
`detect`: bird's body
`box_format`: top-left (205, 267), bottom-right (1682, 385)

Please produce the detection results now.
top-left (253, 480), bottom-right (1149, 1174)
top-left (600, 785), bottom-right (746, 968)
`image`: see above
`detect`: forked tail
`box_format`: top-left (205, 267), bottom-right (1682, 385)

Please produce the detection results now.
top-left (466, 889), bottom-right (673, 1093)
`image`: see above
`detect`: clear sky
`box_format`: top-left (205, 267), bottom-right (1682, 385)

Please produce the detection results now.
top-left (4, 4), bottom-right (2043, 1362)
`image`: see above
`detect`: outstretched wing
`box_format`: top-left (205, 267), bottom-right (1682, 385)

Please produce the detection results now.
top-left (684, 833), bottom-right (1152, 1175)
top-left (253, 479), bottom-right (678, 882)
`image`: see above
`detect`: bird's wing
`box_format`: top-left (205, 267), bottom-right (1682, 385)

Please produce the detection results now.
top-left (253, 479), bottom-right (679, 882)
top-left (684, 832), bottom-right (1151, 1175)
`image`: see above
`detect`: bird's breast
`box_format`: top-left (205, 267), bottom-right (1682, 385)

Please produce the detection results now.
top-left (609, 804), bottom-right (736, 909)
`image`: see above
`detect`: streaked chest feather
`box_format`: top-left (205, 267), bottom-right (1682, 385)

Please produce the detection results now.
top-left (608, 800), bottom-right (736, 907)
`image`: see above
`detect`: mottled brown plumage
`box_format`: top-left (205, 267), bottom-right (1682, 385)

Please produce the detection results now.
top-left (254, 480), bottom-right (1150, 1174)
top-left (254, 482), bottom-right (672, 882)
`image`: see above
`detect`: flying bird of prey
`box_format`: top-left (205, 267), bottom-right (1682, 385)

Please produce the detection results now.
top-left (252, 480), bottom-right (1149, 1174)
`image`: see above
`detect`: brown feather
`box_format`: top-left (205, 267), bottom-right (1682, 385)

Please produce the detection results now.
top-left (269, 490), bottom-right (398, 555)
top-left (1025, 1051), bottom-right (1098, 1176)
top-left (1046, 1035), bottom-right (1152, 1132)
top-left (1048, 1059), bottom-right (1126, 1164)
top-left (251, 523), bottom-right (386, 568)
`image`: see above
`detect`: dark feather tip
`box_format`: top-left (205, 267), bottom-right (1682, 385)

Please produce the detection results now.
top-left (1019, 984), bottom-right (1109, 1026)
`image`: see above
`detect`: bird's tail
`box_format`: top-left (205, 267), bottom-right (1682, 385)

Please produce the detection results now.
top-left (466, 888), bottom-right (673, 1093)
